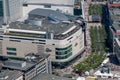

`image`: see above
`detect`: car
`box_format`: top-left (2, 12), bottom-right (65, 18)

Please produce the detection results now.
top-left (74, 70), bottom-right (84, 75)
top-left (114, 73), bottom-right (120, 78)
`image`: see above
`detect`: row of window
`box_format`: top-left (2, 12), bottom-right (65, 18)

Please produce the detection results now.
top-left (56, 45), bottom-right (72, 51)
top-left (56, 52), bottom-right (72, 59)
top-left (7, 52), bottom-right (16, 55)
top-left (8, 31), bottom-right (46, 38)
top-left (7, 47), bottom-right (16, 51)
top-left (56, 48), bottom-right (72, 55)
top-left (6, 47), bottom-right (16, 55)
top-left (9, 37), bottom-right (46, 42)
top-left (55, 45), bottom-right (72, 59)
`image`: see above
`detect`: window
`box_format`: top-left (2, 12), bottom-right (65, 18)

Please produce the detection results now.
top-left (55, 45), bottom-right (72, 59)
top-left (7, 52), bottom-right (16, 55)
top-left (23, 4), bottom-right (28, 7)
top-left (44, 4), bottom-right (51, 8)
top-left (7, 47), bottom-right (16, 51)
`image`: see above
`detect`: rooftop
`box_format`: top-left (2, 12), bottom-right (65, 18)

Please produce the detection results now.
top-left (109, 7), bottom-right (120, 30)
top-left (109, 0), bottom-right (120, 4)
top-left (9, 20), bottom-right (75, 35)
top-left (3, 59), bottom-right (35, 72)
top-left (0, 70), bottom-right (22, 80)
top-left (30, 73), bottom-right (73, 80)
top-left (25, 53), bottom-right (49, 64)
top-left (7, 9), bottom-right (83, 39)
top-left (9, 9), bottom-right (80, 35)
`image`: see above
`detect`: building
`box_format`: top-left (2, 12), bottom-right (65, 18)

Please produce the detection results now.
top-left (0, 0), bottom-right (3, 17)
top-left (91, 0), bottom-right (107, 2)
top-left (108, 0), bottom-right (120, 4)
top-left (3, 0), bottom-right (23, 24)
top-left (74, 0), bottom-right (82, 16)
top-left (0, 70), bottom-right (23, 80)
top-left (108, 3), bottom-right (120, 63)
top-left (0, 9), bottom-right (85, 67)
top-left (114, 39), bottom-right (120, 62)
top-left (2, 53), bottom-right (51, 80)
top-left (108, 3), bottom-right (120, 48)
top-left (0, 0), bottom-right (3, 27)
top-left (30, 73), bottom-right (72, 80)
top-left (114, 38), bottom-right (120, 63)
top-left (22, 0), bottom-right (74, 17)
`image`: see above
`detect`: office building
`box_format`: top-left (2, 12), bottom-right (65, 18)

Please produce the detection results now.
top-left (22, 0), bottom-right (74, 17)
top-left (114, 38), bottom-right (120, 63)
top-left (3, 0), bottom-right (23, 24)
top-left (108, 0), bottom-right (120, 4)
top-left (3, 53), bottom-right (51, 80)
top-left (0, 0), bottom-right (3, 17)
top-left (0, 70), bottom-right (23, 80)
top-left (0, 9), bottom-right (85, 67)
top-left (108, 3), bottom-right (120, 63)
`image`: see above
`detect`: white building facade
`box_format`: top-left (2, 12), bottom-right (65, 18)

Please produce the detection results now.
top-left (3, 0), bottom-right (23, 24)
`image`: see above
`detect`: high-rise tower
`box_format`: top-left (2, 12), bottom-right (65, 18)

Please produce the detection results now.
top-left (0, 0), bottom-right (3, 17)
top-left (3, 0), bottom-right (23, 24)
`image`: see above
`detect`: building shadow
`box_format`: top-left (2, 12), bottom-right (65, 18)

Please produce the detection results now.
top-left (109, 54), bottom-right (120, 66)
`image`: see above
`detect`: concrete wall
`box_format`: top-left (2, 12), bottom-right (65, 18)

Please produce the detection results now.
top-left (1, 39), bottom-right (39, 57)
top-left (0, 27), bottom-right (85, 63)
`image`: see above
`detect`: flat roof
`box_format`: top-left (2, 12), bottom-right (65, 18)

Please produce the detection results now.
top-left (9, 20), bottom-right (76, 35)
top-left (3, 60), bottom-right (35, 71)
top-left (31, 73), bottom-right (73, 80)
top-left (8, 9), bottom-right (82, 35)
top-left (109, 7), bottom-right (120, 30)
top-left (0, 70), bottom-right (22, 80)
top-left (25, 53), bottom-right (50, 63)
top-left (7, 9), bottom-right (82, 39)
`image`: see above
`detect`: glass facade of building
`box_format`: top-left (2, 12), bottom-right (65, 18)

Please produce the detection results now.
top-left (6, 47), bottom-right (17, 55)
top-left (7, 52), bottom-right (16, 55)
top-left (55, 45), bottom-right (72, 59)
top-left (0, 0), bottom-right (3, 16)
top-left (7, 47), bottom-right (16, 51)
